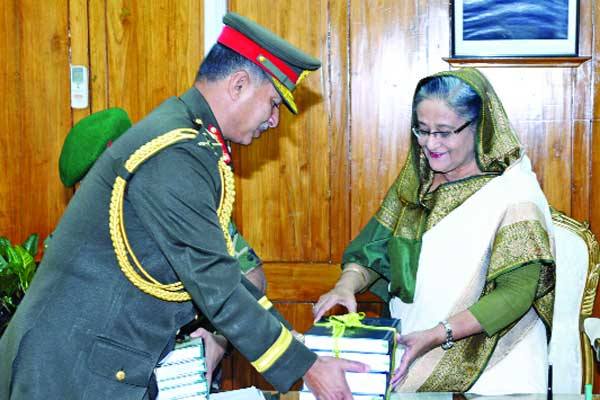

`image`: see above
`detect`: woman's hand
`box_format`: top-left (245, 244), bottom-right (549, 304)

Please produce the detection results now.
top-left (390, 311), bottom-right (484, 388)
top-left (312, 286), bottom-right (357, 322)
top-left (312, 264), bottom-right (372, 322)
top-left (189, 327), bottom-right (228, 389)
top-left (390, 326), bottom-right (445, 388)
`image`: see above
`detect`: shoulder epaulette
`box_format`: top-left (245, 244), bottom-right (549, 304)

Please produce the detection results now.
top-left (108, 128), bottom-right (235, 302)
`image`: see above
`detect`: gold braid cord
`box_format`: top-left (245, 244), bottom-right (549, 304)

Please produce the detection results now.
top-left (217, 158), bottom-right (236, 256)
top-left (109, 128), bottom-right (236, 302)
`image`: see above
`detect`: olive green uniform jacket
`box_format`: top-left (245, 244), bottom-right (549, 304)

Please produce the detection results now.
top-left (0, 88), bottom-right (316, 399)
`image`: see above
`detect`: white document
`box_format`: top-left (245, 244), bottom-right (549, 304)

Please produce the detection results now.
top-left (209, 386), bottom-right (266, 400)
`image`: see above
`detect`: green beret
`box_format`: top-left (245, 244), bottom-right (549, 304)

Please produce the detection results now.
top-left (217, 12), bottom-right (321, 114)
top-left (59, 108), bottom-right (131, 187)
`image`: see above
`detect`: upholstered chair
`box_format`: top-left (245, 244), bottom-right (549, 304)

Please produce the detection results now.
top-left (548, 209), bottom-right (600, 394)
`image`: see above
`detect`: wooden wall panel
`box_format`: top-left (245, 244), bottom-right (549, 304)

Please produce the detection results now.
top-left (350, 0), bottom-right (419, 230)
top-left (0, 1), bottom-right (205, 242)
top-left (0, 1), bottom-right (72, 244)
top-left (0, 1), bottom-right (20, 240)
top-left (89, 0), bottom-right (109, 112)
top-left (328, 0), bottom-right (352, 261)
top-left (574, 0), bottom-right (593, 121)
top-left (229, 1), bottom-right (331, 262)
top-left (70, 0), bottom-right (91, 125)
top-left (101, 0), bottom-right (203, 122)
top-left (477, 69), bottom-right (574, 214)
top-left (572, 0), bottom-right (593, 224)
top-left (592, 0), bottom-right (600, 122)
top-left (572, 120), bottom-right (591, 223)
top-left (348, 0), bottom-right (452, 233)
top-left (262, 263), bottom-right (380, 303)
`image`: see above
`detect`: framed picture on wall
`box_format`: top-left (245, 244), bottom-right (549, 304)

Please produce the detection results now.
top-left (451, 0), bottom-right (579, 57)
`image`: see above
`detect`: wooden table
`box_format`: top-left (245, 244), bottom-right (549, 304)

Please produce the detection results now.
top-left (276, 393), bottom-right (591, 400)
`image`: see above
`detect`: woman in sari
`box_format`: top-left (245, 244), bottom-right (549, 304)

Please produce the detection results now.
top-left (313, 68), bottom-right (555, 394)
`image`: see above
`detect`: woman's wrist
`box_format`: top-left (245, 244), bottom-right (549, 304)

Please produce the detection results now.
top-left (333, 281), bottom-right (357, 299)
top-left (338, 263), bottom-right (371, 292)
top-left (428, 323), bottom-right (448, 347)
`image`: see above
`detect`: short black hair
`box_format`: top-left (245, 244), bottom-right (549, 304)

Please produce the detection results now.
top-left (195, 43), bottom-right (269, 83)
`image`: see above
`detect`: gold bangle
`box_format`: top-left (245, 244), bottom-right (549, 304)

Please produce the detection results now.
top-left (341, 264), bottom-right (370, 289)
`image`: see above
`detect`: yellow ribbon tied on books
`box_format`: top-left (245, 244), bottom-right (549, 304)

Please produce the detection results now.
top-left (314, 312), bottom-right (398, 361)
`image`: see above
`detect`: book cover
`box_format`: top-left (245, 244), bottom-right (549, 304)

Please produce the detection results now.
top-left (156, 380), bottom-right (208, 400)
top-left (159, 336), bottom-right (205, 366)
top-left (304, 317), bottom-right (400, 355)
top-left (210, 386), bottom-right (267, 400)
top-left (313, 350), bottom-right (391, 372)
top-left (302, 371), bottom-right (388, 396)
top-left (345, 372), bottom-right (388, 395)
top-left (155, 362), bottom-right (208, 382)
top-left (157, 373), bottom-right (208, 392)
top-left (299, 392), bottom-right (383, 400)
top-left (155, 336), bottom-right (209, 400)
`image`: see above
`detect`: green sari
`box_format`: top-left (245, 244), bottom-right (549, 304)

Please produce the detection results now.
top-left (342, 68), bottom-right (555, 392)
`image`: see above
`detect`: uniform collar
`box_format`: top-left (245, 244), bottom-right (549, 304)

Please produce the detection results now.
top-left (179, 87), bottom-right (231, 164)
top-left (179, 87), bottom-right (221, 131)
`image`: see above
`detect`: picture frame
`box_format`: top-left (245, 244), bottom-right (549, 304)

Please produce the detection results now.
top-left (451, 0), bottom-right (580, 58)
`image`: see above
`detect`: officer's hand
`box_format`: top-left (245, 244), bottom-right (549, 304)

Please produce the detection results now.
top-left (190, 327), bottom-right (228, 389)
top-left (303, 356), bottom-right (369, 400)
top-left (312, 286), bottom-right (357, 323)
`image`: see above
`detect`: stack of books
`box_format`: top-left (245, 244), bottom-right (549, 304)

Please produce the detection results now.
top-left (154, 336), bottom-right (209, 400)
top-left (300, 316), bottom-right (401, 400)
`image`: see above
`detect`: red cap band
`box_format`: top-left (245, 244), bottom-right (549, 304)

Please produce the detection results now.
top-left (217, 26), bottom-right (299, 84)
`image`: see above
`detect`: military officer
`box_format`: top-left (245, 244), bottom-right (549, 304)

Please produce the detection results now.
top-left (0, 11), bottom-right (366, 400)
top-left (55, 107), bottom-right (270, 391)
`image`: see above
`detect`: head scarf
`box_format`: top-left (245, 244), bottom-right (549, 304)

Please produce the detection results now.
top-left (378, 68), bottom-right (524, 301)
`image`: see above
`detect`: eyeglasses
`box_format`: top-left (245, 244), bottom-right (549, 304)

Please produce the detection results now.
top-left (412, 119), bottom-right (473, 141)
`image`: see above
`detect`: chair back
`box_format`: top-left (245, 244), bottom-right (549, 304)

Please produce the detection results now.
top-left (548, 209), bottom-right (599, 393)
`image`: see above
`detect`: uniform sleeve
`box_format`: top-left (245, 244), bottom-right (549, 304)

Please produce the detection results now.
top-left (127, 145), bottom-right (315, 391)
top-left (469, 262), bottom-right (541, 336)
top-left (240, 276), bottom-right (292, 330)
top-left (229, 221), bottom-right (263, 274)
